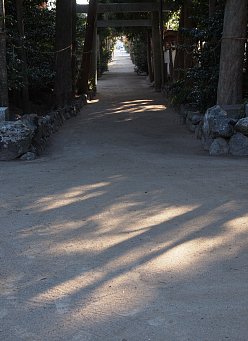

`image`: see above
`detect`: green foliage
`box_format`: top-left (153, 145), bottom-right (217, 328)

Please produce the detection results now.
top-left (5, 0), bottom-right (86, 105)
top-left (129, 33), bottom-right (148, 74)
top-left (5, 1), bottom-right (23, 90)
top-left (5, 0), bottom-right (55, 93)
top-left (24, 1), bottom-right (56, 90)
top-left (168, 64), bottom-right (219, 111)
top-left (98, 47), bottom-right (113, 74)
top-left (74, 13), bottom-right (87, 82)
top-left (168, 1), bottom-right (225, 112)
top-left (98, 29), bottom-right (115, 76)
top-left (166, 10), bottom-right (180, 30)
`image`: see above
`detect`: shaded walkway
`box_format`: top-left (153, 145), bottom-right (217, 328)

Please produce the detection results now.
top-left (0, 51), bottom-right (248, 340)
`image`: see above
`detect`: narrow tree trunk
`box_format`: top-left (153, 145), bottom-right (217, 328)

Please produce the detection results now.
top-left (54, 0), bottom-right (72, 107)
top-left (217, 0), bottom-right (248, 105)
top-left (77, 0), bottom-right (97, 95)
top-left (16, 0), bottom-right (30, 113)
top-left (0, 0), bottom-right (9, 115)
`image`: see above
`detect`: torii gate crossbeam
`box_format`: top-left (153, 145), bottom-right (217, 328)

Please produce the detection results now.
top-left (76, 3), bottom-right (170, 14)
top-left (97, 20), bottom-right (152, 27)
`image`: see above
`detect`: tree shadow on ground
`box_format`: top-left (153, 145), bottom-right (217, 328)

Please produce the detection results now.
top-left (1, 170), bottom-right (248, 340)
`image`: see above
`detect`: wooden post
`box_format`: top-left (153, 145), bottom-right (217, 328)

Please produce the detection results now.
top-left (152, 10), bottom-right (162, 91)
top-left (0, 0), bottom-right (9, 117)
top-left (217, 0), bottom-right (248, 105)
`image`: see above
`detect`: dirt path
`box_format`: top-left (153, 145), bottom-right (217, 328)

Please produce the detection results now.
top-left (0, 51), bottom-right (248, 341)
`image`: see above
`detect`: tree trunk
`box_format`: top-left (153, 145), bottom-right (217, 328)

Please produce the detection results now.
top-left (77, 0), bottom-right (97, 95)
top-left (16, 0), bottom-right (30, 114)
top-left (71, 0), bottom-right (77, 97)
top-left (217, 0), bottom-right (248, 105)
top-left (54, 0), bottom-right (72, 107)
top-left (0, 0), bottom-right (9, 115)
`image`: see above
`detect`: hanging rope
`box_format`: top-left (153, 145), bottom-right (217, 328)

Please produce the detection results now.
top-left (9, 42), bottom-right (92, 56)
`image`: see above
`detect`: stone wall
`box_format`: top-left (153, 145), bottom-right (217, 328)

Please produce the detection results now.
top-left (0, 97), bottom-right (85, 161)
top-left (182, 104), bottom-right (248, 156)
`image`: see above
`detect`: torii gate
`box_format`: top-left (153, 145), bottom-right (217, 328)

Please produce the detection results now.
top-left (76, 2), bottom-right (169, 91)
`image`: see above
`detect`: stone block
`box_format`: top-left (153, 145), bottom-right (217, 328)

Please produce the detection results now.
top-left (229, 133), bottom-right (248, 156)
top-left (209, 138), bottom-right (229, 156)
top-left (235, 117), bottom-right (248, 136)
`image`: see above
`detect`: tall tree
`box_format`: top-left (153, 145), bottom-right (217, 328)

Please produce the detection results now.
top-left (217, 0), bottom-right (248, 105)
top-left (54, 0), bottom-right (73, 107)
top-left (0, 0), bottom-right (9, 113)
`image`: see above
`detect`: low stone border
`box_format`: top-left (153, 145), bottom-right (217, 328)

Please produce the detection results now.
top-left (181, 104), bottom-right (248, 156)
top-left (0, 97), bottom-right (85, 161)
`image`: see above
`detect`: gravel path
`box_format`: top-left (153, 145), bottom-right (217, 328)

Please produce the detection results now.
top-left (0, 51), bottom-right (248, 341)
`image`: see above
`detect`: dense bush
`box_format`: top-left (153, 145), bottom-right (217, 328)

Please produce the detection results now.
top-left (129, 33), bottom-right (148, 74)
top-left (167, 2), bottom-right (225, 112)
top-left (5, 1), bottom-right (56, 94)
top-left (98, 29), bottom-right (115, 76)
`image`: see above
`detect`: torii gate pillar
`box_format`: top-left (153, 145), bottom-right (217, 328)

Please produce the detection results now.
top-left (152, 10), bottom-right (162, 91)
